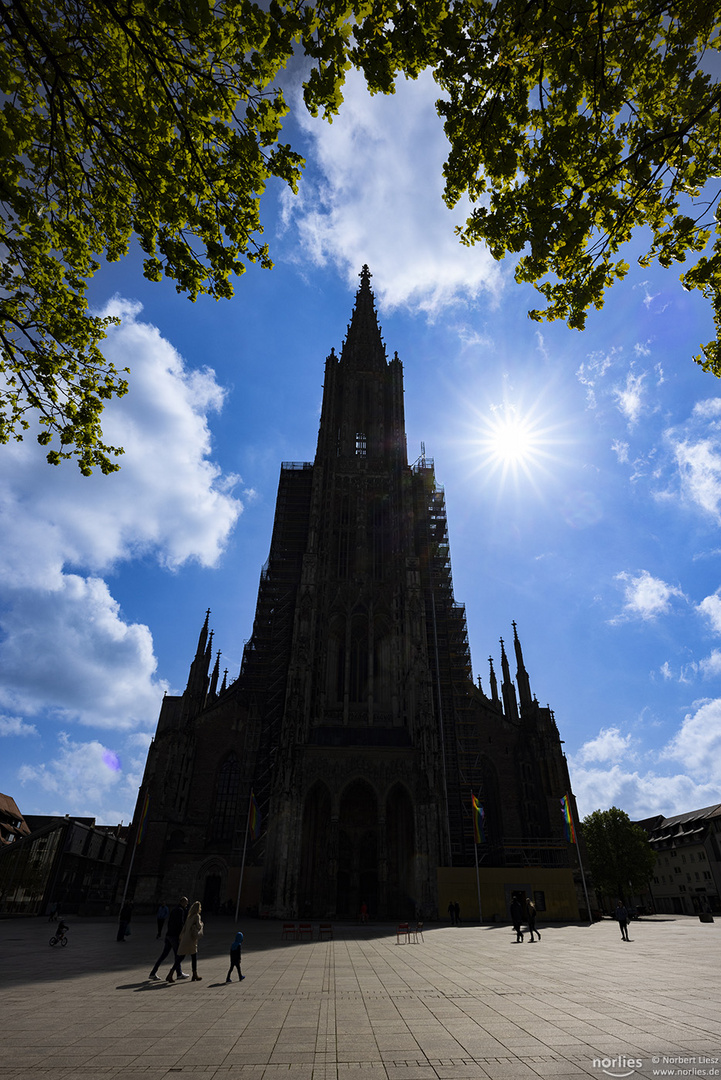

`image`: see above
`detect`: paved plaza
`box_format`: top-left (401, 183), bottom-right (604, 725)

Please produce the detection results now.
top-left (1, 913), bottom-right (719, 1080)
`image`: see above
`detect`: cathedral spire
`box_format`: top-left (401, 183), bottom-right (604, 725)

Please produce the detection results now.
top-left (209, 649), bottom-right (221, 698)
top-left (512, 620), bottom-right (533, 711)
top-left (184, 609), bottom-right (213, 711)
top-left (500, 637), bottom-right (519, 722)
top-left (488, 656), bottom-right (499, 705)
top-left (196, 608), bottom-right (210, 658)
top-left (340, 265), bottom-right (386, 371)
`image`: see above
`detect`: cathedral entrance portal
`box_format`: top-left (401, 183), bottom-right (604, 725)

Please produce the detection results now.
top-left (337, 780), bottom-right (378, 919)
top-left (299, 782), bottom-right (332, 917)
top-left (386, 784), bottom-right (415, 919)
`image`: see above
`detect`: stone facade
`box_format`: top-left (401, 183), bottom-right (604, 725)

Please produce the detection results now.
top-left (127, 268), bottom-right (580, 920)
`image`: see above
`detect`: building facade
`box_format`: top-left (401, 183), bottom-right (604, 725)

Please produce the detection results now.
top-left (638, 804), bottom-right (721, 915)
top-left (127, 268), bottom-right (581, 920)
top-left (0, 809), bottom-right (127, 916)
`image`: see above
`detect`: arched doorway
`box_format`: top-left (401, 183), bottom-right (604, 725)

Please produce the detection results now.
top-left (299, 781), bottom-right (332, 917)
top-left (337, 780), bottom-right (378, 918)
top-left (386, 784), bottom-right (415, 919)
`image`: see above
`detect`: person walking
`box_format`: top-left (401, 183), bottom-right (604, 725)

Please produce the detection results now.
top-left (226, 931), bottom-right (245, 982)
top-left (117, 900), bottom-right (132, 942)
top-left (454, 901), bottom-right (461, 926)
top-left (447, 901), bottom-right (456, 926)
top-left (526, 897), bottom-right (540, 941)
top-left (510, 894), bottom-right (524, 942)
top-left (177, 900), bottom-right (204, 981)
top-left (156, 901), bottom-right (169, 939)
top-left (148, 896), bottom-right (188, 981)
top-left (614, 900), bottom-right (630, 941)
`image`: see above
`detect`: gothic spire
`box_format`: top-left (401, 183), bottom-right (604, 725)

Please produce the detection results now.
top-left (488, 656), bottom-right (499, 705)
top-left (209, 649), bottom-right (221, 698)
top-left (500, 637), bottom-right (519, 722)
top-left (184, 609), bottom-right (212, 712)
top-left (195, 608), bottom-right (210, 658)
top-left (340, 265), bottom-right (387, 371)
top-left (512, 620), bottom-right (533, 711)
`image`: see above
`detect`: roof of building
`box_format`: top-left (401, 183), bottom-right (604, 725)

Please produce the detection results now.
top-left (0, 792), bottom-right (31, 844)
top-left (638, 803), bottom-right (721, 843)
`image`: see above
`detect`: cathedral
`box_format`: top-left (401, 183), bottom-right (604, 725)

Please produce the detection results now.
top-left (127, 268), bottom-right (581, 921)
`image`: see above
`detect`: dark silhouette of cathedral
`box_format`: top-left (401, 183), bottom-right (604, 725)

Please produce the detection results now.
top-left (128, 268), bottom-right (580, 920)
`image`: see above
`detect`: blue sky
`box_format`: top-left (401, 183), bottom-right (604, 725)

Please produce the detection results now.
top-left (1, 71), bottom-right (720, 827)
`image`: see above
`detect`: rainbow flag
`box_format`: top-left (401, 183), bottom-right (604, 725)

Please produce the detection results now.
top-left (471, 793), bottom-right (485, 844)
top-left (560, 795), bottom-right (576, 843)
top-left (249, 791), bottom-right (261, 840)
top-left (136, 791), bottom-right (150, 846)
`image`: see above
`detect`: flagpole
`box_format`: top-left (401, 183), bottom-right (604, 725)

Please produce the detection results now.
top-left (566, 794), bottom-right (593, 925)
top-left (471, 790), bottom-right (483, 924)
top-left (474, 837), bottom-right (483, 924)
top-left (235, 791), bottom-right (253, 922)
top-left (120, 791), bottom-right (148, 908)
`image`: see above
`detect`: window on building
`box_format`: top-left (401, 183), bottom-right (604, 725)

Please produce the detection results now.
top-left (211, 754), bottom-right (241, 842)
top-left (356, 432), bottom-right (367, 457)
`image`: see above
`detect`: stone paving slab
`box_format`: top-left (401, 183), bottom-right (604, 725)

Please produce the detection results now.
top-left (1, 914), bottom-right (719, 1080)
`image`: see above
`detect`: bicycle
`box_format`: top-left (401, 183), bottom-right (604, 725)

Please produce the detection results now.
top-left (49, 923), bottom-right (69, 947)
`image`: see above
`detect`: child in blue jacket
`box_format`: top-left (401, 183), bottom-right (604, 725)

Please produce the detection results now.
top-left (226, 931), bottom-right (245, 982)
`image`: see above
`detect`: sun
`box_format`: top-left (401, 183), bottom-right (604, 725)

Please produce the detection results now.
top-left (484, 412), bottom-right (540, 466)
top-left (467, 399), bottom-right (566, 491)
top-left (480, 406), bottom-right (549, 477)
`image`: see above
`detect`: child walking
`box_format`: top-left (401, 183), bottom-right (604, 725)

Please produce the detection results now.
top-left (226, 931), bottom-right (245, 982)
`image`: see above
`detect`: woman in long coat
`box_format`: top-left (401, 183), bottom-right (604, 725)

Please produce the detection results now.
top-left (178, 900), bottom-right (204, 981)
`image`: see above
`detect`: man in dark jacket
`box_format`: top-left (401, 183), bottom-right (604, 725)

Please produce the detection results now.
top-left (510, 895), bottom-right (524, 942)
top-left (148, 896), bottom-right (188, 981)
top-left (614, 900), bottom-right (630, 942)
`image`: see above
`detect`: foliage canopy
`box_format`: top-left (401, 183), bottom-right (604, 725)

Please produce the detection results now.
top-left (1, 0), bottom-right (720, 473)
top-left (582, 806), bottom-right (657, 901)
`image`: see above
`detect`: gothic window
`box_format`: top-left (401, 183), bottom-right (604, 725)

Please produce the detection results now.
top-left (336, 490), bottom-right (352, 578)
top-left (334, 628), bottom-right (346, 702)
top-left (368, 498), bottom-right (390, 579)
top-left (211, 754), bottom-right (240, 841)
top-left (356, 432), bottom-right (367, 457)
top-left (373, 618), bottom-right (391, 707)
top-left (349, 623), bottom-right (368, 702)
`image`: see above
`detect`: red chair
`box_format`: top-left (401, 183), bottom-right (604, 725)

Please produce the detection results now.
top-left (319, 923), bottom-right (333, 940)
top-left (396, 922), bottom-right (410, 944)
top-left (282, 922), bottom-right (297, 940)
top-left (298, 922), bottom-right (313, 941)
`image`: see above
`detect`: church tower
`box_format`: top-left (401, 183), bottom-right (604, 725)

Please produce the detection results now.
top-left (242, 266), bottom-right (449, 917)
top-left (127, 268), bottom-right (581, 921)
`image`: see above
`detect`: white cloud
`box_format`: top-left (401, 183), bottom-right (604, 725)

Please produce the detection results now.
top-left (672, 438), bottom-right (721, 521)
top-left (0, 300), bottom-right (243, 734)
top-left (662, 697), bottom-right (721, 781)
top-left (281, 70), bottom-right (503, 315)
top-left (570, 698), bottom-right (721, 819)
top-left (0, 576), bottom-right (166, 728)
top-left (0, 715), bottom-right (38, 737)
top-left (570, 760), bottom-right (720, 820)
top-left (17, 732), bottom-right (139, 820)
top-left (692, 398), bottom-right (721, 420)
top-left (612, 570), bottom-right (686, 622)
top-left (698, 650), bottom-right (721, 678)
top-left (576, 727), bottom-right (633, 765)
top-left (611, 439), bottom-right (629, 464)
top-left (614, 370), bottom-right (646, 426)
top-left (697, 590), bottom-right (721, 634)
